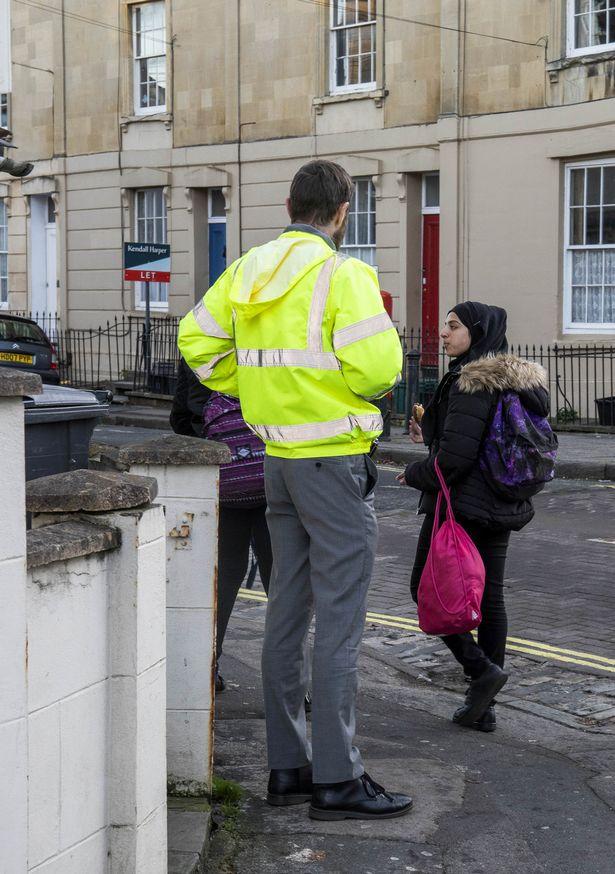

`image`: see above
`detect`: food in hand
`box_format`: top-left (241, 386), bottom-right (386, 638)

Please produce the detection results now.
top-left (413, 403), bottom-right (425, 424)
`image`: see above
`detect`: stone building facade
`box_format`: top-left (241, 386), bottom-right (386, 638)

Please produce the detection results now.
top-left (2, 0), bottom-right (615, 343)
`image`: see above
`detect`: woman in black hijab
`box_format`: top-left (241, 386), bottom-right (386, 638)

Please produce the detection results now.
top-left (399, 302), bottom-right (549, 731)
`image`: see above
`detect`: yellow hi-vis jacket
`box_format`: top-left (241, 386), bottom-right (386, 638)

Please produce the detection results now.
top-left (177, 229), bottom-right (403, 459)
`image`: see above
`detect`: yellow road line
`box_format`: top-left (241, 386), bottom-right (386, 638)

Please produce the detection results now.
top-left (352, 608), bottom-right (615, 666)
top-left (237, 588), bottom-right (615, 674)
top-left (506, 644), bottom-right (615, 674)
top-left (507, 636), bottom-right (615, 666)
top-left (237, 590), bottom-right (268, 602)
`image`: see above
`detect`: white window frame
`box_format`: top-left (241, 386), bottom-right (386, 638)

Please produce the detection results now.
top-left (0, 199), bottom-right (8, 309)
top-left (330, 1), bottom-right (377, 95)
top-left (567, 0), bottom-right (615, 58)
top-left (563, 157), bottom-right (615, 333)
top-left (0, 92), bottom-right (8, 129)
top-left (132, 1), bottom-right (167, 117)
top-left (208, 188), bottom-right (226, 225)
top-left (134, 187), bottom-right (168, 311)
top-left (341, 177), bottom-right (376, 267)
top-left (422, 173), bottom-right (440, 215)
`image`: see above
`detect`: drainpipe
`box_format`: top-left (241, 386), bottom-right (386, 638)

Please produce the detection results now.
top-left (237, 0), bottom-right (243, 255)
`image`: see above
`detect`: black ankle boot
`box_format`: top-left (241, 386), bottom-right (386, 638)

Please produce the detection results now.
top-left (472, 705), bottom-right (496, 732)
top-left (266, 764), bottom-right (313, 806)
top-left (453, 664), bottom-right (508, 727)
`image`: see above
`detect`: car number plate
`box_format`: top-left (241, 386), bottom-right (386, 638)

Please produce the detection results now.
top-left (0, 352), bottom-right (34, 364)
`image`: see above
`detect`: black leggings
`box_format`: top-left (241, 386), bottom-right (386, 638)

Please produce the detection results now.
top-left (410, 514), bottom-right (510, 679)
top-left (217, 504), bottom-right (273, 659)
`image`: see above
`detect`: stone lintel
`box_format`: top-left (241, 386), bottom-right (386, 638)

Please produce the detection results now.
top-left (27, 519), bottom-right (121, 570)
top-left (0, 368), bottom-right (43, 397)
top-left (26, 468), bottom-right (158, 514)
top-left (90, 433), bottom-right (231, 468)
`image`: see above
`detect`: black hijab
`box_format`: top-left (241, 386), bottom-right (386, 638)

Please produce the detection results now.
top-left (448, 301), bottom-right (508, 372)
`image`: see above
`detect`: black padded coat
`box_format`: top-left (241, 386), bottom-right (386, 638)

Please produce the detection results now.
top-left (404, 354), bottom-right (550, 532)
top-left (169, 358), bottom-right (212, 437)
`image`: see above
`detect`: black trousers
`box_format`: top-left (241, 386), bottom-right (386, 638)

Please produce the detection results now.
top-left (410, 514), bottom-right (510, 679)
top-left (217, 504), bottom-right (273, 660)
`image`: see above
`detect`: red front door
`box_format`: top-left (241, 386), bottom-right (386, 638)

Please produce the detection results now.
top-left (421, 214), bottom-right (440, 365)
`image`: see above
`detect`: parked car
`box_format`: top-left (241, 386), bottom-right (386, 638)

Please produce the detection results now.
top-left (0, 314), bottom-right (60, 385)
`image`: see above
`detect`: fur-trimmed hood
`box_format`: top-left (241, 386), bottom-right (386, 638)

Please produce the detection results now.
top-left (457, 354), bottom-right (548, 395)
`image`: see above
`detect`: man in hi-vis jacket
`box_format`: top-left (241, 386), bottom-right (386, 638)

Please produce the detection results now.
top-left (178, 160), bottom-right (412, 821)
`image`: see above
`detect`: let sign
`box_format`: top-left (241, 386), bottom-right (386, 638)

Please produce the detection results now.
top-left (124, 242), bottom-right (171, 283)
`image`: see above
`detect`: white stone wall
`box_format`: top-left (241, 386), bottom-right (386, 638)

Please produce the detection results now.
top-left (25, 506), bottom-right (167, 874)
top-left (0, 388), bottom-right (168, 873)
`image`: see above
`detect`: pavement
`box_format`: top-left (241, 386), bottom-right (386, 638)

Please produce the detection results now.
top-left (211, 606), bottom-right (615, 874)
top-left (207, 471), bottom-right (615, 873)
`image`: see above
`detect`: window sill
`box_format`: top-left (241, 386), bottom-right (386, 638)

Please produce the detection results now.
top-left (313, 88), bottom-right (388, 115)
top-left (562, 325), bottom-right (615, 335)
top-left (135, 303), bottom-right (169, 312)
top-left (548, 48), bottom-right (615, 81)
top-left (120, 112), bottom-right (173, 132)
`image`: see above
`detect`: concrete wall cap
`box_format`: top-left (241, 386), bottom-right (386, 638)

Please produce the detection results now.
top-left (0, 368), bottom-right (43, 397)
top-left (27, 519), bottom-right (121, 569)
top-left (91, 433), bottom-right (231, 467)
top-left (26, 468), bottom-right (158, 513)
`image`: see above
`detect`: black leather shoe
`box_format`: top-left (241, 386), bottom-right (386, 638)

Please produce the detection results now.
top-left (309, 773), bottom-right (413, 821)
top-left (453, 664), bottom-right (508, 727)
top-left (266, 765), bottom-right (313, 806)
top-left (472, 705), bottom-right (496, 732)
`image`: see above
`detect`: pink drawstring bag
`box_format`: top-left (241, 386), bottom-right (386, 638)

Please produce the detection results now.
top-left (417, 457), bottom-right (486, 636)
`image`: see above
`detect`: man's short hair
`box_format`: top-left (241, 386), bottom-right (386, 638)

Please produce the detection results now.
top-left (289, 160), bottom-right (354, 226)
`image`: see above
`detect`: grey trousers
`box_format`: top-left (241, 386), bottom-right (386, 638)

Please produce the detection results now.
top-left (261, 453), bottom-right (378, 784)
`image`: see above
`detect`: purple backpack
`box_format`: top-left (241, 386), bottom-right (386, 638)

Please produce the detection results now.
top-left (480, 391), bottom-right (558, 500)
top-left (202, 393), bottom-right (266, 507)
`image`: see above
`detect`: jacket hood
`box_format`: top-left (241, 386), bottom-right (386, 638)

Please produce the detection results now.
top-left (457, 354), bottom-right (548, 395)
top-left (229, 232), bottom-right (334, 318)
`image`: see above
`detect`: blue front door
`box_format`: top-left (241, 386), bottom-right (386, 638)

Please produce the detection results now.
top-left (209, 223), bottom-right (227, 286)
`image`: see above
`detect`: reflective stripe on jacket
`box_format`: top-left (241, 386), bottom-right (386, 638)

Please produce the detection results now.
top-left (178, 230), bottom-right (403, 459)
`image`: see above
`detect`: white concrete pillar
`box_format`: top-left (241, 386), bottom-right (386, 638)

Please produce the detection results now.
top-left (105, 504), bottom-right (167, 874)
top-left (0, 371), bottom-right (41, 874)
top-left (91, 434), bottom-right (230, 795)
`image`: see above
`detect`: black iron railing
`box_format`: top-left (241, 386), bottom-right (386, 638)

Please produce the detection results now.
top-left (512, 342), bottom-right (615, 428)
top-left (393, 330), bottom-right (615, 429)
top-left (131, 316), bottom-right (181, 393)
top-left (7, 310), bottom-right (181, 392)
top-left (7, 311), bottom-right (615, 428)
top-left (5, 310), bottom-right (62, 343)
